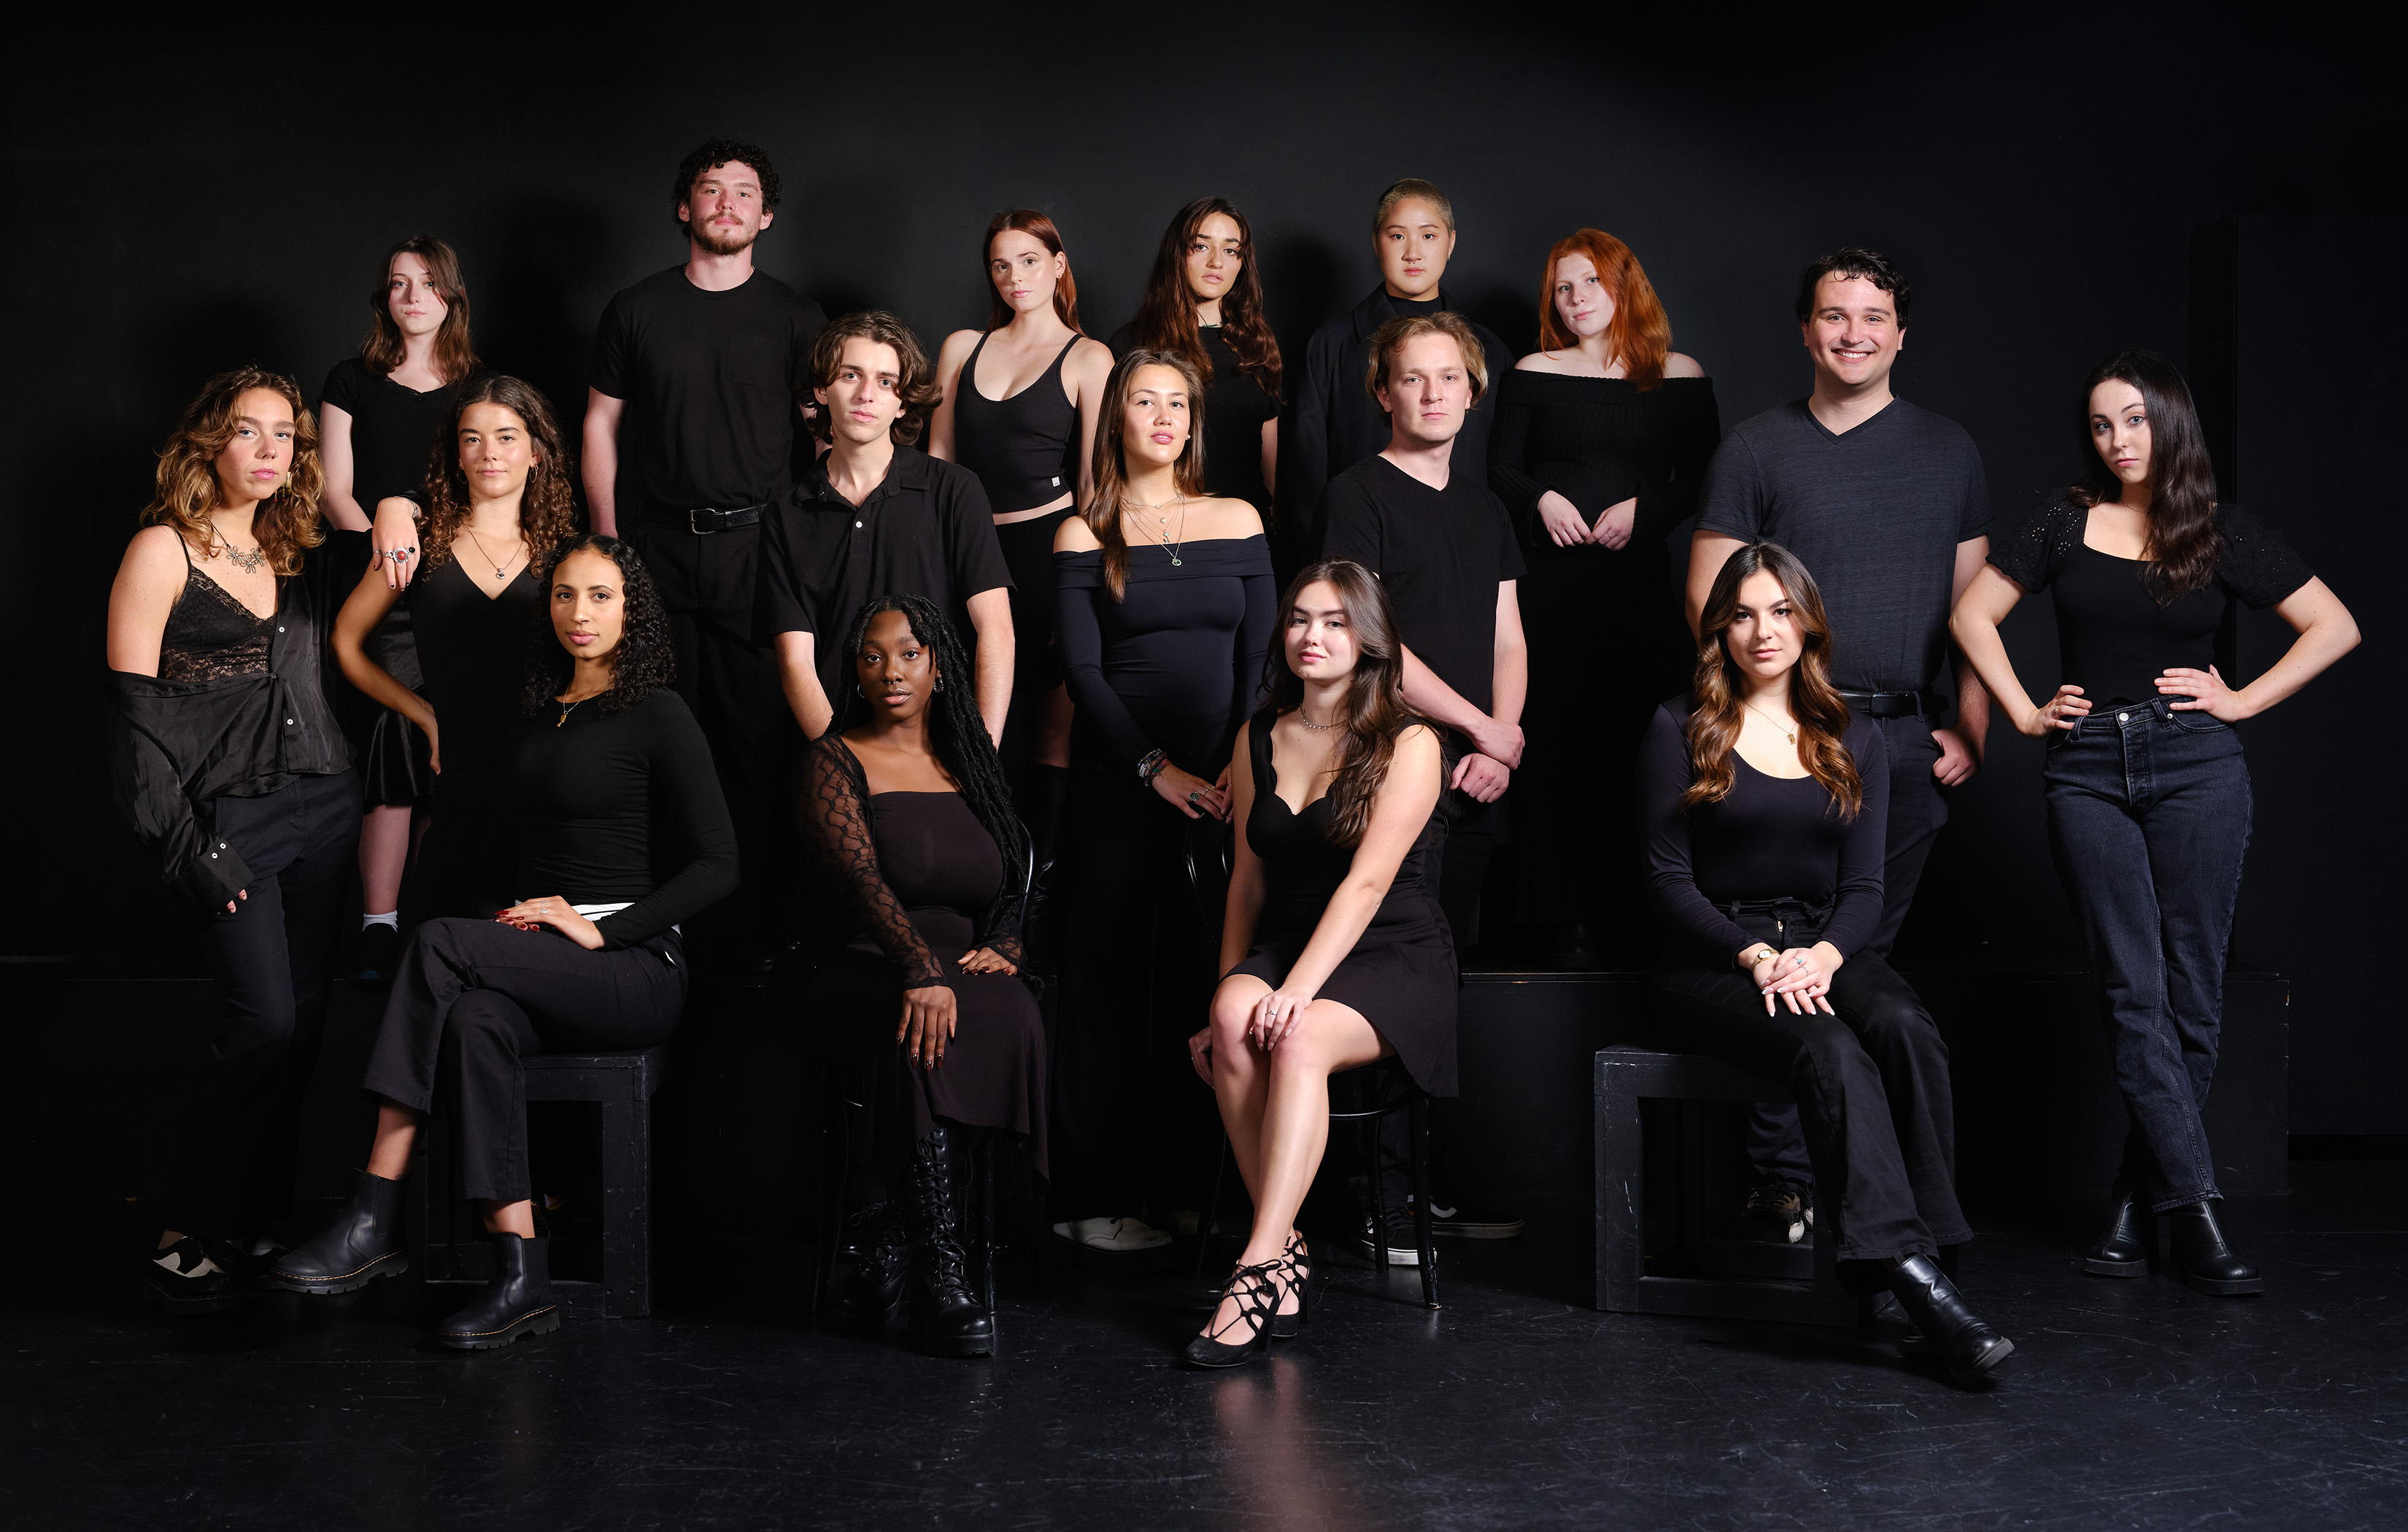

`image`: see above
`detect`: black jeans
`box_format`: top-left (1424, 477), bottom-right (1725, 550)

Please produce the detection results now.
top-left (361, 916), bottom-right (686, 1203)
top-left (2044, 697), bottom-right (2250, 1208)
top-left (1655, 911), bottom-right (1971, 1263)
top-left (163, 770), bottom-right (363, 1237)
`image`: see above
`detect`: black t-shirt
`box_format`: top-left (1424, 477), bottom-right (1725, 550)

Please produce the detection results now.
top-left (1105, 322), bottom-right (1281, 509)
top-left (1989, 493), bottom-right (2313, 705)
top-left (1695, 398), bottom-right (1990, 695)
top-left (752, 445), bottom-right (1014, 699)
top-left (588, 267), bottom-right (827, 514)
top-left (1637, 700), bottom-right (1890, 958)
top-left (1321, 454), bottom-right (1526, 714)
top-left (319, 357), bottom-right (458, 508)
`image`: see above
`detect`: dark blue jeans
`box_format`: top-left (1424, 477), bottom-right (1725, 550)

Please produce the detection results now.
top-left (2043, 697), bottom-right (2251, 1210)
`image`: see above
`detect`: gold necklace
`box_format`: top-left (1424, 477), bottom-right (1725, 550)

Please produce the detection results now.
top-left (1743, 700), bottom-right (1797, 744)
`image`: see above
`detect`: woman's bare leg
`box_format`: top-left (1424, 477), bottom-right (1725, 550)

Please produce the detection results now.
top-left (364, 1099), bottom-right (422, 1181)
top-left (482, 1199), bottom-right (536, 1237)
top-left (1210, 978), bottom-right (1273, 1199)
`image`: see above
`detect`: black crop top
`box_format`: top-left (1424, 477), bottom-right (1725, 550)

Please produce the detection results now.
top-left (950, 332), bottom-right (1082, 515)
top-left (1989, 495), bottom-right (2313, 706)
top-left (1637, 700), bottom-right (1890, 959)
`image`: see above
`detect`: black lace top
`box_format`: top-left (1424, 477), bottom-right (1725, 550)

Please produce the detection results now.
top-left (800, 733), bottom-right (1025, 987)
top-left (160, 547), bottom-right (274, 682)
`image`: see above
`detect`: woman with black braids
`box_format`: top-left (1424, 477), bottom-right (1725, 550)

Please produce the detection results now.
top-left (266, 534), bottom-right (734, 1352)
top-left (798, 593), bottom-right (1041, 1359)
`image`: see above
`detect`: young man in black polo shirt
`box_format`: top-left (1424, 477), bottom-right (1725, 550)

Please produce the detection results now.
top-left (1688, 247), bottom-right (1993, 1242)
top-left (1322, 312), bottom-right (1527, 1250)
top-left (584, 138), bottom-right (827, 967)
top-left (755, 311), bottom-right (1014, 742)
top-left (1282, 178), bottom-right (1510, 578)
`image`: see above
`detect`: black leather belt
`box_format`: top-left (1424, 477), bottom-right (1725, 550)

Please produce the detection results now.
top-left (1838, 688), bottom-right (1942, 719)
top-left (654, 504), bottom-right (765, 535)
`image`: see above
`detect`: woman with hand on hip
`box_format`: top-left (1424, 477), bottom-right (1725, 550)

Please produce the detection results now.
top-left (1951, 349), bottom-right (2356, 1296)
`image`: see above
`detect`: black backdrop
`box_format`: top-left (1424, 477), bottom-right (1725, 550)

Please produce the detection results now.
top-left (6, 7), bottom-right (2398, 1133)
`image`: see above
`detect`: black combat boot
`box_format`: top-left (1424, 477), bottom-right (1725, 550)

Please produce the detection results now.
top-left (904, 1126), bottom-right (993, 1358)
top-left (832, 1203), bottom-right (911, 1329)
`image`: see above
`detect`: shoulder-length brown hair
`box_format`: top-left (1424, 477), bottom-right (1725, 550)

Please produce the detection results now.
top-left (803, 310), bottom-right (942, 446)
top-left (983, 209), bottom-right (1081, 332)
top-left (418, 376), bottom-right (577, 573)
top-left (360, 236), bottom-right (478, 386)
top-left (1126, 197), bottom-right (1282, 403)
top-left (2071, 348), bottom-right (2220, 602)
top-left (1683, 542), bottom-right (1861, 819)
top-left (1084, 349), bottom-right (1208, 603)
top-left (1535, 228), bottom-right (1672, 391)
top-left (142, 366), bottom-right (325, 576)
top-left (1265, 559), bottom-right (1434, 849)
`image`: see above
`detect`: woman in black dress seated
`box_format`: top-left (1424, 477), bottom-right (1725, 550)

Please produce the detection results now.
top-left (333, 376), bottom-right (576, 921)
top-left (1640, 541), bottom-right (2009, 1387)
top-left (268, 534), bottom-right (735, 1351)
top-left (1049, 347), bottom-right (1273, 1256)
top-left (1185, 558), bottom-right (1456, 1368)
top-left (799, 594), bottom-right (1043, 1359)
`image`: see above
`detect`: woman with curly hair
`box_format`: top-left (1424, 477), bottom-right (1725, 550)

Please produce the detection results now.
top-left (268, 534), bottom-right (735, 1351)
top-left (332, 376), bottom-right (578, 922)
top-left (108, 367), bottom-right (360, 1314)
top-left (1640, 541), bottom-right (2007, 1388)
top-left (798, 594), bottom-right (1041, 1358)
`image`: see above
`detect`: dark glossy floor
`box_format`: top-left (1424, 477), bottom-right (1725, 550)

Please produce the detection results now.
top-left (6, 1168), bottom-right (2404, 1531)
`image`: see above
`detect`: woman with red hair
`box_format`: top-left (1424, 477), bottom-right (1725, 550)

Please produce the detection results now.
top-left (1490, 229), bottom-right (1720, 968)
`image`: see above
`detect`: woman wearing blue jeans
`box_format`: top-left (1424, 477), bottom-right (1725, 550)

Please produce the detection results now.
top-left (1952, 349), bottom-right (2357, 1296)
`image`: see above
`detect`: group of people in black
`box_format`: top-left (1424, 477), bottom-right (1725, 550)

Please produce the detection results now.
top-left (107, 139), bottom-right (2359, 1388)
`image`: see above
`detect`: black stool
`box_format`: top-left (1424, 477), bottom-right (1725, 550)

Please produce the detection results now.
top-left (1593, 1042), bottom-right (1857, 1326)
top-left (408, 1045), bottom-right (667, 1320)
top-left (1197, 1059), bottom-right (1440, 1309)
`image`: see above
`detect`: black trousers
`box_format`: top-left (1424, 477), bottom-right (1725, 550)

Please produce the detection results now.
top-left (623, 516), bottom-right (797, 940)
top-left (361, 916), bottom-right (686, 1203)
top-left (163, 770), bottom-right (362, 1237)
top-left (1656, 914), bottom-right (1970, 1263)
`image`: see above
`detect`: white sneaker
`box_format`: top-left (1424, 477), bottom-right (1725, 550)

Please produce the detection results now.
top-left (1050, 1217), bottom-right (1173, 1253)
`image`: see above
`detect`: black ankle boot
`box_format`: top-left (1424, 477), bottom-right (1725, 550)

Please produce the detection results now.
top-left (905, 1126), bottom-right (993, 1358)
top-left (832, 1205), bottom-right (911, 1329)
top-left (1886, 1253), bottom-right (2013, 1386)
top-left (434, 1233), bottom-right (560, 1350)
top-left (266, 1169), bottom-right (409, 1295)
top-left (2082, 1183), bottom-right (2154, 1277)
top-left (2165, 1199), bottom-right (2264, 1296)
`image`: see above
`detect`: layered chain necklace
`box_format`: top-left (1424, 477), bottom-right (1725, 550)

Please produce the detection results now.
top-left (1127, 493), bottom-right (1187, 567)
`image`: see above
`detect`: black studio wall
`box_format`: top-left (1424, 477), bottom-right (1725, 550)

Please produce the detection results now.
top-left (4, 6), bottom-right (2396, 1129)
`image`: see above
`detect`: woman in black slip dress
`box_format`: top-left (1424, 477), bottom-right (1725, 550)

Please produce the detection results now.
top-left (1049, 347), bottom-right (1274, 1256)
top-left (1182, 557), bottom-right (1456, 1368)
top-left (107, 368), bottom-right (360, 1314)
top-left (317, 236), bottom-right (479, 980)
top-left (1107, 198), bottom-right (1283, 516)
top-left (333, 376), bottom-right (578, 924)
top-left (1490, 228), bottom-right (1719, 970)
top-left (798, 595), bottom-right (1042, 1359)
top-left (930, 209), bottom-right (1116, 889)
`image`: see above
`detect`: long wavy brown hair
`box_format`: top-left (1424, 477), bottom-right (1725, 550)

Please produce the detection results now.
top-left (360, 236), bottom-right (478, 385)
top-left (983, 209), bottom-right (1081, 332)
top-left (2071, 348), bottom-right (2221, 602)
top-left (1265, 559), bottom-right (1432, 848)
top-left (1535, 228), bottom-right (1672, 392)
top-left (1683, 542), bottom-right (1861, 819)
top-left (1124, 197), bottom-right (1282, 402)
top-left (417, 376), bottom-right (577, 573)
top-left (142, 366), bottom-right (325, 576)
top-left (1084, 349), bottom-right (1208, 601)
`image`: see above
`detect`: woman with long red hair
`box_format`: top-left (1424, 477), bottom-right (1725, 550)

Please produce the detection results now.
top-left (1639, 541), bottom-right (2009, 1389)
top-left (1492, 228), bottom-right (1719, 968)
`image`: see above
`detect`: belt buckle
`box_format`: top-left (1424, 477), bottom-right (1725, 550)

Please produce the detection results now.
top-left (687, 507), bottom-right (716, 535)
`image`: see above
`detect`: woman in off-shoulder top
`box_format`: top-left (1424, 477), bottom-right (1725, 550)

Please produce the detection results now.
top-left (1952, 349), bottom-right (2357, 1299)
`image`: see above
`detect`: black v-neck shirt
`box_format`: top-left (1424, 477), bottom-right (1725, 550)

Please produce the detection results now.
top-left (1321, 455), bottom-right (1526, 716)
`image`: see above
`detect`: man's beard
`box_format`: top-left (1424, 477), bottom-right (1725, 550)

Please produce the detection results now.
top-left (691, 221), bottom-right (757, 257)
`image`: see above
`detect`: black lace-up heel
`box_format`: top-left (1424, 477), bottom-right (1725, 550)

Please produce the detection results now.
top-left (1184, 1258), bottom-right (1286, 1368)
top-left (1272, 1232), bottom-right (1313, 1339)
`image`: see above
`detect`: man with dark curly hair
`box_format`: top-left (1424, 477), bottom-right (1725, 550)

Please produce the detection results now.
top-left (582, 138), bottom-right (827, 970)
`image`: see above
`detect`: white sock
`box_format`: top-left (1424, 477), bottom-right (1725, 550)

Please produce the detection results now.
top-left (362, 911), bottom-right (398, 931)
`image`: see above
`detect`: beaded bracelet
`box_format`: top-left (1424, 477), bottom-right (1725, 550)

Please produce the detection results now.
top-left (1137, 748), bottom-right (1169, 785)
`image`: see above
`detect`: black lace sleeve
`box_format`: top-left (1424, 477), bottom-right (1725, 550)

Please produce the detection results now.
top-left (800, 733), bottom-right (947, 988)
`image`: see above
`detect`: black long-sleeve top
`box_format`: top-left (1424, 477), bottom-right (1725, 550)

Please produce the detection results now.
top-left (505, 688), bottom-right (736, 948)
top-left (1486, 371), bottom-right (1721, 552)
top-left (1637, 700), bottom-right (1889, 958)
top-left (1054, 534), bottom-right (1276, 773)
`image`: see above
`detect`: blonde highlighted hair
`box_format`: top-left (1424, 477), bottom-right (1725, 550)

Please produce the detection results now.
top-left (141, 366), bottom-right (325, 576)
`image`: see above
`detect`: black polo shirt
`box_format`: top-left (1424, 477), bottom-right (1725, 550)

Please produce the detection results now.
top-left (753, 444), bottom-right (1014, 695)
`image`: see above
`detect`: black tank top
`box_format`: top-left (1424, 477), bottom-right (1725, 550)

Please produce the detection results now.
top-left (160, 535), bottom-right (274, 683)
top-left (952, 331), bottom-right (1082, 515)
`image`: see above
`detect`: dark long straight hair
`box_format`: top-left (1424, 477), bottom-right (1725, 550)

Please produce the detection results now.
top-left (1265, 560), bottom-right (1430, 848)
top-left (2072, 349), bottom-right (2221, 601)
top-left (1083, 348), bottom-right (1208, 601)
top-left (360, 236), bottom-right (477, 385)
top-left (1684, 543), bottom-right (1861, 819)
top-left (1124, 197), bottom-right (1282, 402)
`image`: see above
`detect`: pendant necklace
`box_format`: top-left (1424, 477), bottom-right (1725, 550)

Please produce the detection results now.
top-left (556, 696), bottom-right (590, 729)
top-left (1743, 700), bottom-right (1797, 744)
top-left (1134, 493), bottom-right (1186, 567)
top-left (463, 526), bottom-right (522, 581)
